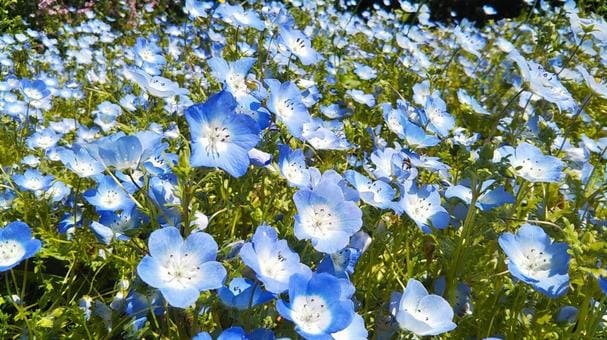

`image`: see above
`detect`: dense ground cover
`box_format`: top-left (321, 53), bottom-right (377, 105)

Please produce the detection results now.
top-left (1, 0), bottom-right (607, 338)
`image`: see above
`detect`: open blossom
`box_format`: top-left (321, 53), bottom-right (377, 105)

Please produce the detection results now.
top-left (398, 180), bottom-right (449, 233)
top-left (509, 51), bottom-right (577, 112)
top-left (278, 25), bottom-right (321, 66)
top-left (185, 91), bottom-right (260, 177)
top-left (293, 177), bottom-right (363, 253)
top-left (495, 142), bottom-right (564, 183)
top-left (498, 224), bottom-right (570, 298)
top-left (0, 222), bottom-right (42, 272)
top-left (277, 272), bottom-right (355, 339)
top-left (391, 278), bottom-right (457, 336)
top-left (137, 227), bottom-right (227, 308)
top-left (239, 225), bottom-right (311, 294)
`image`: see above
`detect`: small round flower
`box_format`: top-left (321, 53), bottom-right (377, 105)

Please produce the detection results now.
top-left (277, 272), bottom-right (355, 339)
top-left (392, 279), bottom-right (456, 336)
top-left (0, 221), bottom-right (42, 272)
top-left (498, 224), bottom-right (570, 298)
top-left (137, 227), bottom-right (226, 308)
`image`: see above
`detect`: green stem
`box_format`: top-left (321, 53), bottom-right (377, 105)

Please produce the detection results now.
top-left (573, 292), bottom-right (593, 338)
top-left (447, 176), bottom-right (479, 303)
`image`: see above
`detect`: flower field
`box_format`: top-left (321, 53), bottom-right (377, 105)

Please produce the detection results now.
top-left (1, 0), bottom-right (607, 338)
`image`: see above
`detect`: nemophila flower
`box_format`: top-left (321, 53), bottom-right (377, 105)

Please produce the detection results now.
top-left (320, 103), bottom-right (350, 119)
top-left (453, 26), bottom-right (486, 58)
top-left (217, 327), bottom-right (275, 340)
top-left (599, 277), bottom-right (607, 294)
top-left (92, 101), bottom-right (122, 132)
top-left (45, 181), bottom-right (70, 203)
top-left (433, 276), bottom-right (473, 316)
top-left (0, 221), bottom-right (42, 272)
top-left (353, 62), bottom-right (377, 80)
top-left (509, 51), bottom-right (577, 112)
top-left (90, 206), bottom-right (142, 244)
top-left (218, 277), bottom-right (275, 310)
top-left (382, 101), bottom-right (440, 148)
top-left (302, 118), bottom-right (352, 151)
top-left (391, 278), bottom-right (456, 336)
top-left (20, 79), bottom-right (51, 101)
top-left (208, 57), bottom-right (256, 100)
top-left (498, 224), bottom-right (570, 298)
top-left (133, 37), bottom-right (165, 67)
top-left (26, 128), bottom-right (62, 150)
top-left (58, 144), bottom-right (105, 177)
top-left (556, 306), bottom-right (578, 323)
top-left (576, 65), bottom-right (607, 99)
top-left (331, 313), bottom-right (368, 340)
top-left (137, 227), bottom-right (227, 308)
top-left (216, 3), bottom-right (266, 31)
top-left (0, 190), bottom-right (16, 210)
top-left (265, 79), bottom-right (311, 138)
top-left (344, 170), bottom-right (398, 210)
top-left (124, 289), bottom-right (164, 331)
top-left (366, 146), bottom-right (412, 181)
top-left (398, 181), bottom-right (449, 233)
top-left (278, 144), bottom-right (310, 188)
top-left (306, 168), bottom-right (360, 202)
top-left (421, 93), bottom-right (455, 137)
top-left (293, 179), bottom-right (363, 253)
top-left (278, 25), bottom-right (321, 66)
top-left (126, 67), bottom-right (189, 98)
top-left (412, 80), bottom-right (431, 106)
top-left (184, 0), bottom-right (212, 18)
top-left (239, 225), bottom-right (311, 294)
top-left (13, 169), bottom-right (54, 193)
top-left (84, 175), bottom-right (136, 212)
top-left (346, 89), bottom-right (375, 107)
top-left (277, 272), bottom-right (355, 339)
top-left (186, 91), bottom-right (260, 177)
top-left (207, 57), bottom-right (270, 128)
top-left (483, 5), bottom-right (497, 15)
top-left (457, 89), bottom-right (490, 115)
top-left (148, 175), bottom-right (181, 227)
top-left (317, 247), bottom-right (361, 279)
top-left (496, 142), bottom-right (564, 183)
top-left (95, 135), bottom-right (145, 170)
top-left (445, 179), bottom-right (514, 211)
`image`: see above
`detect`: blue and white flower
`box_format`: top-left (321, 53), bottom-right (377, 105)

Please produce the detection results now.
top-left (186, 91), bottom-right (260, 177)
top-left (0, 221), bottom-right (42, 272)
top-left (137, 227), bottom-right (227, 308)
top-left (498, 224), bottom-right (570, 298)
top-left (277, 272), bottom-right (355, 339)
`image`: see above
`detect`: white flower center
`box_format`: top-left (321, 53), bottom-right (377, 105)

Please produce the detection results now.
top-left (0, 239), bottom-right (25, 267)
top-left (301, 204), bottom-right (338, 237)
top-left (283, 162), bottom-right (306, 183)
top-left (290, 37), bottom-right (307, 55)
top-left (276, 99), bottom-right (296, 119)
top-left (407, 196), bottom-right (434, 222)
top-left (158, 251), bottom-right (202, 288)
top-left (200, 124), bottom-right (230, 159)
top-left (36, 135), bottom-right (55, 148)
top-left (23, 88), bottom-right (43, 100)
top-left (259, 251), bottom-right (289, 281)
top-left (515, 157), bottom-right (544, 180)
top-left (226, 73), bottom-right (248, 97)
top-left (73, 160), bottom-right (96, 177)
top-left (291, 295), bottom-right (331, 335)
top-left (24, 177), bottom-right (43, 191)
top-left (100, 190), bottom-right (121, 208)
top-left (521, 247), bottom-right (552, 277)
